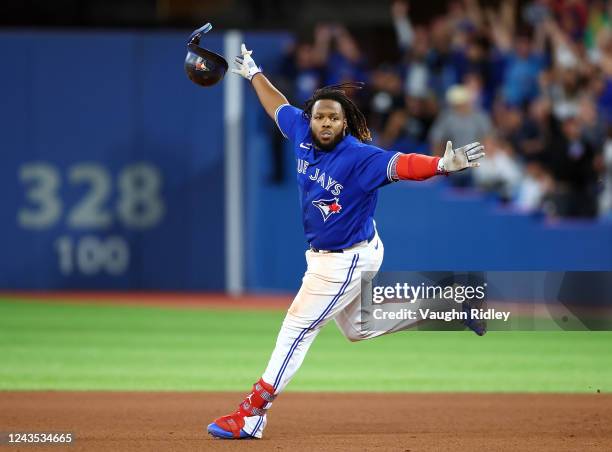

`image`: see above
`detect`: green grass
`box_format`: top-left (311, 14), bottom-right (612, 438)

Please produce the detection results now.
top-left (0, 298), bottom-right (610, 393)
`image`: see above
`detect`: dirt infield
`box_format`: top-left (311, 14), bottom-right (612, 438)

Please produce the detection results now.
top-left (1, 392), bottom-right (611, 451)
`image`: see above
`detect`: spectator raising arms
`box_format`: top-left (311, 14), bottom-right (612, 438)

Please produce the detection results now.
top-left (275, 0), bottom-right (611, 219)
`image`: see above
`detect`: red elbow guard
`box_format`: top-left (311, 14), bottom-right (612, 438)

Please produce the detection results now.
top-left (396, 153), bottom-right (440, 181)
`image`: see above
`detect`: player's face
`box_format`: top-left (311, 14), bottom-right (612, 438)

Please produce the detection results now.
top-left (310, 99), bottom-right (347, 151)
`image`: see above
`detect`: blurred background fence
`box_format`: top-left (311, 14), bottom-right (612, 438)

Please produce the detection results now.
top-left (1, 0), bottom-right (611, 292)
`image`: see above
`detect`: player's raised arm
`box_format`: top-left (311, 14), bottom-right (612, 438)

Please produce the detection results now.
top-left (231, 43), bottom-right (289, 120)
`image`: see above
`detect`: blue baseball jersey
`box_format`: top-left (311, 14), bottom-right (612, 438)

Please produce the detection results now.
top-left (275, 104), bottom-right (401, 250)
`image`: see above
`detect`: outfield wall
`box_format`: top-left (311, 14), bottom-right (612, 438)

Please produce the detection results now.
top-left (1, 30), bottom-right (611, 292)
top-left (0, 30), bottom-right (226, 290)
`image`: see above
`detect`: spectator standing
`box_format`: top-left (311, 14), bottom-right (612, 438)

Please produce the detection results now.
top-left (473, 136), bottom-right (523, 201)
top-left (391, 1), bottom-right (431, 99)
top-left (513, 97), bottom-right (552, 164)
top-left (546, 114), bottom-right (598, 217)
top-left (515, 161), bottom-right (555, 213)
top-left (488, 0), bottom-right (547, 107)
top-left (365, 65), bottom-right (405, 138)
top-left (314, 24), bottom-right (367, 86)
top-left (293, 42), bottom-right (324, 106)
top-left (428, 84), bottom-right (492, 156)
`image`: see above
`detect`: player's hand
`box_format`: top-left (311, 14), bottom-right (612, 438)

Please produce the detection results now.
top-left (439, 141), bottom-right (485, 173)
top-left (231, 43), bottom-right (262, 81)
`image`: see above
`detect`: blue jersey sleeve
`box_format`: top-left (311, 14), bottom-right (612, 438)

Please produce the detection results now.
top-left (274, 104), bottom-right (307, 142)
top-left (353, 144), bottom-right (402, 192)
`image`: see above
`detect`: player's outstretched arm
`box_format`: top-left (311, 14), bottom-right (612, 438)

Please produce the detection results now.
top-left (395, 141), bottom-right (485, 181)
top-left (231, 43), bottom-right (289, 120)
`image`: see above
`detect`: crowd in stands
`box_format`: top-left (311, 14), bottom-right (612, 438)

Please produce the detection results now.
top-left (275, 0), bottom-right (612, 220)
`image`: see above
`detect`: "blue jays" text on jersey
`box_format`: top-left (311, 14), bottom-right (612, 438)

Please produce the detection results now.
top-left (275, 104), bottom-right (401, 250)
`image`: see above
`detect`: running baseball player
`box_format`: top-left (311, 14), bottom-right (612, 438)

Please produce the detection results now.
top-left (207, 44), bottom-right (486, 440)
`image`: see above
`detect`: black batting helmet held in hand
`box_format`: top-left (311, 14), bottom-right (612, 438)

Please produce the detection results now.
top-left (184, 23), bottom-right (228, 87)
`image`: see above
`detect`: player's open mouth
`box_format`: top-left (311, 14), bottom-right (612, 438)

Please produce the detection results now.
top-left (320, 131), bottom-right (333, 139)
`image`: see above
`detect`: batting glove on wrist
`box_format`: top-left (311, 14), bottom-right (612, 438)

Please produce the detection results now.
top-left (231, 43), bottom-right (262, 81)
top-left (438, 141), bottom-right (486, 173)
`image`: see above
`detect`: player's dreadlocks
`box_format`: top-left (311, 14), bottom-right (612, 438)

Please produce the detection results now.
top-left (303, 82), bottom-right (372, 142)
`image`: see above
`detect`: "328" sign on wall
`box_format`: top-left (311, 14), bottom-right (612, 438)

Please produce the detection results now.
top-left (17, 161), bottom-right (165, 276)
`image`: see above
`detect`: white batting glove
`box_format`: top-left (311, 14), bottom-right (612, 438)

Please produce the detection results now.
top-left (231, 43), bottom-right (262, 81)
top-left (438, 141), bottom-right (486, 173)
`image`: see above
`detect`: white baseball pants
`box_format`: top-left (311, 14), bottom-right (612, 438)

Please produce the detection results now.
top-left (243, 231), bottom-right (419, 438)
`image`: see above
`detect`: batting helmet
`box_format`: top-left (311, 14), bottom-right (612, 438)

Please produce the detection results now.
top-left (184, 23), bottom-right (228, 87)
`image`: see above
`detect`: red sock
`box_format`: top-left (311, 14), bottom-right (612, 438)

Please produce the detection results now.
top-left (237, 378), bottom-right (276, 417)
top-left (213, 378), bottom-right (276, 438)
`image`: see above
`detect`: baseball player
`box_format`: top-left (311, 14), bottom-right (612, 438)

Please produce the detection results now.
top-left (207, 44), bottom-right (486, 440)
